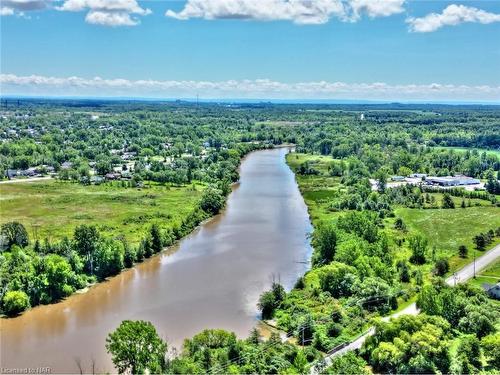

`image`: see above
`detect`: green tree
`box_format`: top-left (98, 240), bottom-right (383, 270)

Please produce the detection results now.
top-left (140, 237), bottom-right (153, 258)
top-left (409, 234), bottom-right (427, 265)
top-left (313, 223), bottom-right (337, 265)
top-left (293, 350), bottom-right (308, 373)
top-left (106, 320), bottom-right (167, 374)
top-left (442, 193), bottom-right (455, 209)
top-left (2, 290), bottom-right (30, 316)
top-left (73, 225), bottom-right (100, 274)
top-left (257, 282), bottom-right (286, 319)
top-left (318, 262), bottom-right (358, 298)
top-left (271, 282), bottom-right (286, 305)
top-left (94, 239), bottom-right (124, 279)
top-left (258, 291), bottom-right (276, 319)
top-left (458, 245), bottom-right (468, 258)
top-left (375, 169), bottom-right (388, 194)
top-left (324, 352), bottom-right (369, 374)
top-left (452, 335), bottom-right (481, 374)
top-left (1, 222), bottom-right (29, 249)
top-left (123, 240), bottom-right (136, 268)
top-left (481, 333), bottom-right (500, 368)
top-left (433, 258), bottom-right (450, 276)
top-left (394, 217), bottom-right (406, 231)
top-left (473, 233), bottom-right (486, 250)
top-left (200, 186), bottom-right (224, 215)
top-left (40, 254), bottom-right (77, 301)
top-left (150, 224), bottom-right (163, 253)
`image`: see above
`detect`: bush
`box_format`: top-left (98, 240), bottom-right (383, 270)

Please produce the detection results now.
top-left (200, 187), bottom-right (225, 215)
top-left (394, 218), bottom-right (406, 231)
top-left (258, 282), bottom-right (285, 319)
top-left (409, 234), bottom-right (428, 265)
top-left (442, 193), bottom-right (455, 209)
top-left (433, 258), bottom-right (450, 276)
top-left (1, 221), bottom-right (29, 249)
top-left (258, 291), bottom-right (276, 319)
top-left (312, 223), bottom-right (337, 265)
top-left (3, 290), bottom-right (30, 316)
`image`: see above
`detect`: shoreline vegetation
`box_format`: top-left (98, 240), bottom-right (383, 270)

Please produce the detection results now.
top-left (102, 147), bottom-right (500, 375)
top-left (0, 142), bottom-right (273, 317)
top-left (1, 101), bottom-right (499, 374)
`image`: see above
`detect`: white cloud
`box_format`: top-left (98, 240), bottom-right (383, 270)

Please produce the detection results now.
top-left (2, 73), bottom-right (499, 101)
top-left (0, 6), bottom-right (15, 15)
top-left (165, 0), bottom-right (405, 25)
top-left (57, 0), bottom-right (151, 26)
top-left (85, 10), bottom-right (136, 26)
top-left (407, 4), bottom-right (500, 33)
top-left (349, 0), bottom-right (404, 20)
top-left (0, 0), bottom-right (50, 16)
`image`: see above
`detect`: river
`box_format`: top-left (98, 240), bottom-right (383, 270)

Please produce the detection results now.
top-left (1, 147), bottom-right (312, 374)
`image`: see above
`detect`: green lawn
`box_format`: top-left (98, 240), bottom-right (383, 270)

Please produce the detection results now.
top-left (395, 206), bottom-right (500, 271)
top-left (0, 180), bottom-right (204, 245)
top-left (287, 152), bottom-right (500, 274)
top-left (469, 258), bottom-right (500, 288)
top-left (434, 146), bottom-right (500, 158)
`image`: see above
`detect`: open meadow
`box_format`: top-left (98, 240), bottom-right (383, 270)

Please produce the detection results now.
top-left (287, 153), bottom-right (500, 274)
top-left (0, 180), bottom-right (203, 245)
top-left (395, 206), bottom-right (500, 271)
top-left (434, 146), bottom-right (500, 158)
top-left (469, 258), bottom-right (500, 286)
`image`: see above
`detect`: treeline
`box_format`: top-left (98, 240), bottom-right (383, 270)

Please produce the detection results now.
top-left (103, 321), bottom-right (322, 375)
top-left (2, 103), bottom-right (500, 183)
top-left (361, 282), bottom-right (499, 374)
top-left (0, 183), bottom-right (228, 316)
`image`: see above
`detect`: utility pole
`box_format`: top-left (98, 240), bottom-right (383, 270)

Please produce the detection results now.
top-left (473, 251), bottom-right (476, 279)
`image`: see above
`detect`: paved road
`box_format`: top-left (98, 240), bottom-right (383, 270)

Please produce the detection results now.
top-left (312, 243), bottom-right (500, 373)
top-left (0, 176), bottom-right (53, 184)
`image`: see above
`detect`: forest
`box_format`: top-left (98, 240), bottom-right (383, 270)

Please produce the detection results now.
top-left (1, 99), bottom-right (499, 374)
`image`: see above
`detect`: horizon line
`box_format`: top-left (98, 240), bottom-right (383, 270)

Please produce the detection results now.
top-left (1, 95), bottom-right (499, 106)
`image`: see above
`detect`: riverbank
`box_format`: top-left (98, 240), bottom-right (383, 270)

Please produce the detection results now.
top-left (0, 143), bottom-right (272, 318)
top-left (1, 146), bottom-right (313, 373)
top-left (267, 151), bottom-right (500, 355)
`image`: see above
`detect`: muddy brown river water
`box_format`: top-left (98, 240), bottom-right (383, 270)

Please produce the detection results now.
top-left (0, 147), bottom-right (312, 373)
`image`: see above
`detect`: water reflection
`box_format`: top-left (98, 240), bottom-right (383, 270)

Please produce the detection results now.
top-left (1, 147), bottom-right (312, 373)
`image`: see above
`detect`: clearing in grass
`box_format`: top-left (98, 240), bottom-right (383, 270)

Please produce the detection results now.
top-left (0, 179), bottom-right (204, 246)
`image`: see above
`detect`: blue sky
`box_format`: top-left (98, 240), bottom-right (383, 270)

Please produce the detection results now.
top-left (1, 0), bottom-right (500, 101)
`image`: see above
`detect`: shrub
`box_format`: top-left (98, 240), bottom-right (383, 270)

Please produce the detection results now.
top-left (258, 291), bottom-right (276, 319)
top-left (200, 187), bottom-right (224, 215)
top-left (1, 221), bottom-right (29, 249)
top-left (394, 218), bottom-right (406, 231)
top-left (433, 258), bottom-right (450, 276)
top-left (442, 193), bottom-right (455, 209)
top-left (409, 234), bottom-right (428, 265)
top-left (3, 290), bottom-right (30, 316)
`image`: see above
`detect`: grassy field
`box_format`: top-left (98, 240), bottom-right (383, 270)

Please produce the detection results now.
top-left (0, 180), bottom-right (204, 245)
top-left (434, 146), bottom-right (500, 158)
top-left (287, 153), bottom-right (344, 223)
top-left (468, 258), bottom-right (500, 288)
top-left (395, 206), bottom-right (500, 271)
top-left (287, 152), bottom-right (500, 275)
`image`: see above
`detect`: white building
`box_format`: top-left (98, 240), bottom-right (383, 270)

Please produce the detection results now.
top-left (426, 175), bottom-right (480, 187)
